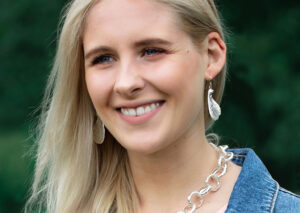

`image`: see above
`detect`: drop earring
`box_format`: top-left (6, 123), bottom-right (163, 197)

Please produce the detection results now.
top-left (208, 82), bottom-right (221, 121)
top-left (93, 117), bottom-right (105, 144)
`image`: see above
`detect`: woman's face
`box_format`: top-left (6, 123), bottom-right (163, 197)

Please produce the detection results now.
top-left (83, 0), bottom-right (208, 154)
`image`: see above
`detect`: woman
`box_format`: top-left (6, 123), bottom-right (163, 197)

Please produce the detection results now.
top-left (25, 0), bottom-right (300, 212)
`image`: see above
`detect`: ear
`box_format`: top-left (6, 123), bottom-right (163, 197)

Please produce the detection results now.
top-left (204, 32), bottom-right (227, 81)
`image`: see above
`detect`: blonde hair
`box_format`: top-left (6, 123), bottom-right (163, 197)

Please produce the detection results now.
top-left (25, 0), bottom-right (227, 212)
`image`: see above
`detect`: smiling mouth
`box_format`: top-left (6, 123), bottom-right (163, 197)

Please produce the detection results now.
top-left (117, 101), bottom-right (165, 117)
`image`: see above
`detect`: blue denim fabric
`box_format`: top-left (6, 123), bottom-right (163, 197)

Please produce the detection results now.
top-left (226, 148), bottom-right (300, 213)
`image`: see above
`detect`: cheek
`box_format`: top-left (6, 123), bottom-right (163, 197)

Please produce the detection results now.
top-left (85, 71), bottom-right (113, 110)
top-left (144, 54), bottom-right (205, 96)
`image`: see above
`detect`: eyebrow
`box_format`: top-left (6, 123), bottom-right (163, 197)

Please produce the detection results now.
top-left (134, 38), bottom-right (173, 48)
top-left (84, 38), bottom-right (173, 60)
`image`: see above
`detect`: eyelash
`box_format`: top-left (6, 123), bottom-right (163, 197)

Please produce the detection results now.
top-left (142, 48), bottom-right (166, 57)
top-left (91, 48), bottom-right (167, 66)
top-left (91, 55), bottom-right (113, 65)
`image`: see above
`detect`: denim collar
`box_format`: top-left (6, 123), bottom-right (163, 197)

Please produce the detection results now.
top-left (225, 148), bottom-right (279, 213)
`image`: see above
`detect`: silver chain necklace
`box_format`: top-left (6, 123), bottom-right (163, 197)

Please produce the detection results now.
top-left (176, 143), bottom-right (234, 213)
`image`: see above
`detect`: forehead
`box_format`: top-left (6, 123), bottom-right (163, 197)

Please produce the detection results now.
top-left (83, 0), bottom-right (186, 47)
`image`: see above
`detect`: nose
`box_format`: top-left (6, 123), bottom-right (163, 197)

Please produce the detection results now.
top-left (113, 61), bottom-right (145, 98)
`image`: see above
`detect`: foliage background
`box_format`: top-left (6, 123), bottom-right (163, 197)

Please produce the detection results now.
top-left (0, 0), bottom-right (299, 212)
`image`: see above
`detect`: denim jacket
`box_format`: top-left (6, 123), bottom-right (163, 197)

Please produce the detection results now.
top-left (226, 148), bottom-right (300, 212)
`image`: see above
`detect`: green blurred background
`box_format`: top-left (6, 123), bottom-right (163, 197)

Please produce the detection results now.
top-left (0, 0), bottom-right (299, 212)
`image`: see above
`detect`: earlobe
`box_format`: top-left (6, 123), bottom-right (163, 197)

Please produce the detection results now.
top-left (204, 32), bottom-right (226, 81)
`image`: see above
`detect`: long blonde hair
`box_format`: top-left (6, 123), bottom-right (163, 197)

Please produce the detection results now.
top-left (25, 0), bottom-right (227, 212)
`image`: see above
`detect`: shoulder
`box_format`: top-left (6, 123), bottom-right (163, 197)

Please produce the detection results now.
top-left (225, 148), bottom-right (300, 212)
top-left (274, 187), bottom-right (300, 212)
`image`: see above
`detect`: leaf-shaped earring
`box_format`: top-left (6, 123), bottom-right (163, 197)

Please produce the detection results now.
top-left (93, 117), bottom-right (105, 144)
top-left (208, 82), bottom-right (221, 121)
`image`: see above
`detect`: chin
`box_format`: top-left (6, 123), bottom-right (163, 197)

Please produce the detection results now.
top-left (119, 136), bottom-right (168, 156)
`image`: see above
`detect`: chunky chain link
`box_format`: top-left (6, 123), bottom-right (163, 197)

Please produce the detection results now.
top-left (176, 143), bottom-right (234, 213)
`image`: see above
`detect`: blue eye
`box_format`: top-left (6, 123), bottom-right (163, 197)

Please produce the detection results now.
top-left (143, 48), bottom-right (166, 56)
top-left (92, 55), bottom-right (114, 65)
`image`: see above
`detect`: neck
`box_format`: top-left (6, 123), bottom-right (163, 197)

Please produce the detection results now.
top-left (127, 130), bottom-right (218, 212)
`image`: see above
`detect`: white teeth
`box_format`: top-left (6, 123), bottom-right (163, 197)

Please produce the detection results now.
top-left (120, 102), bottom-right (162, 117)
top-left (151, 103), bottom-right (156, 109)
top-left (136, 107), bottom-right (145, 116)
top-left (121, 108), bottom-right (129, 115)
top-left (145, 106), bottom-right (151, 113)
top-left (128, 109), bottom-right (136, 116)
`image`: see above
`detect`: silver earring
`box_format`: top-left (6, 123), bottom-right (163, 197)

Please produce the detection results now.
top-left (208, 82), bottom-right (221, 121)
top-left (93, 117), bottom-right (105, 144)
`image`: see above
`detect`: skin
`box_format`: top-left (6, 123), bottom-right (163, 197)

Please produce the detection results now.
top-left (83, 0), bottom-right (241, 212)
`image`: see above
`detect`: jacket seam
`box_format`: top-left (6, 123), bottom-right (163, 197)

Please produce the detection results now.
top-left (279, 187), bottom-right (300, 198)
top-left (270, 181), bottom-right (279, 213)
